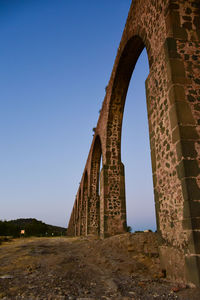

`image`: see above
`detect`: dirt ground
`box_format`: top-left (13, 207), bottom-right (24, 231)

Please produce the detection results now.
top-left (0, 234), bottom-right (200, 300)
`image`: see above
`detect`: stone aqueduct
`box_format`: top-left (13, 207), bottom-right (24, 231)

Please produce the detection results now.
top-left (67, 0), bottom-right (200, 286)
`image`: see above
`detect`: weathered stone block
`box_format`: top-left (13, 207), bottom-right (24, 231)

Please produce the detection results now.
top-left (173, 26), bottom-right (188, 40)
top-left (185, 255), bottom-right (200, 286)
top-left (164, 38), bottom-right (180, 59)
top-left (159, 245), bottom-right (185, 282)
top-left (176, 159), bottom-right (200, 179)
top-left (182, 217), bottom-right (200, 230)
top-left (172, 125), bottom-right (199, 143)
top-left (184, 201), bottom-right (200, 221)
top-left (168, 84), bottom-right (185, 105)
top-left (168, 58), bottom-right (185, 79)
top-left (188, 230), bottom-right (200, 254)
top-left (182, 178), bottom-right (200, 202)
top-left (165, 10), bottom-right (180, 34)
top-left (176, 140), bottom-right (197, 162)
top-left (170, 102), bottom-right (195, 130)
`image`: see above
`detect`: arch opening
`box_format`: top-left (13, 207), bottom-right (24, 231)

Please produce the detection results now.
top-left (121, 48), bottom-right (156, 232)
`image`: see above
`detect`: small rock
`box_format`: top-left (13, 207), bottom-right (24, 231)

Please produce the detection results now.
top-left (84, 290), bottom-right (90, 294)
top-left (138, 281), bottom-right (146, 287)
top-left (171, 286), bottom-right (180, 293)
top-left (171, 284), bottom-right (187, 293)
top-left (129, 291), bottom-right (135, 295)
top-left (0, 275), bottom-right (13, 279)
top-left (0, 292), bottom-right (6, 298)
top-left (153, 271), bottom-right (165, 279)
top-left (179, 283), bottom-right (187, 290)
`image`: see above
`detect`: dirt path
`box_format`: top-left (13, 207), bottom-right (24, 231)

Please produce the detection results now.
top-left (0, 235), bottom-right (199, 299)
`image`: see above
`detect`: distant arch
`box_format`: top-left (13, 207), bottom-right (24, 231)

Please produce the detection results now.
top-left (106, 35), bottom-right (147, 163)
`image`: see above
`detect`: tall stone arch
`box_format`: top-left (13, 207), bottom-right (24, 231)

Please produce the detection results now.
top-left (102, 36), bottom-right (145, 238)
top-left (68, 0), bottom-right (200, 286)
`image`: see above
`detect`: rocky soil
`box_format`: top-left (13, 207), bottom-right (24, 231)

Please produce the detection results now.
top-left (0, 234), bottom-right (200, 299)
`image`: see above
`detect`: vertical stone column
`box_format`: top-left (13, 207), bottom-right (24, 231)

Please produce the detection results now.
top-left (88, 152), bottom-right (101, 235)
top-left (80, 185), bottom-right (88, 236)
top-left (166, 1), bottom-right (200, 286)
top-left (88, 194), bottom-right (100, 235)
top-left (145, 13), bottom-right (200, 284)
top-left (77, 192), bottom-right (81, 236)
top-left (100, 167), bottom-right (105, 238)
top-left (74, 198), bottom-right (78, 236)
top-left (73, 207), bottom-right (76, 236)
top-left (168, 8), bottom-right (200, 284)
top-left (77, 208), bottom-right (81, 236)
top-left (100, 163), bottom-right (127, 238)
top-left (85, 195), bottom-right (88, 236)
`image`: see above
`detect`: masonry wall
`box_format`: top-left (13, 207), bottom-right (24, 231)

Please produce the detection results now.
top-left (67, 0), bottom-right (200, 286)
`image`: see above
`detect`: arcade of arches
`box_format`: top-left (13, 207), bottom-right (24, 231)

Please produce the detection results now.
top-left (67, 0), bottom-right (200, 287)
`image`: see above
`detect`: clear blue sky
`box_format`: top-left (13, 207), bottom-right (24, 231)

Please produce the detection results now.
top-left (0, 0), bottom-right (156, 231)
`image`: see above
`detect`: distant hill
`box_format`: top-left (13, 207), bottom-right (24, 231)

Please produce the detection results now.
top-left (0, 218), bottom-right (67, 237)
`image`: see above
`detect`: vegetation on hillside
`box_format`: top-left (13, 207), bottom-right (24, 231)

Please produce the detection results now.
top-left (0, 218), bottom-right (67, 237)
